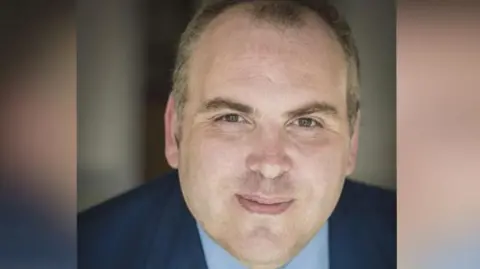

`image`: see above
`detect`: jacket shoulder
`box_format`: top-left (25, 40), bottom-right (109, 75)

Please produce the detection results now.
top-left (340, 179), bottom-right (396, 219)
top-left (78, 170), bottom-right (180, 269)
top-left (333, 179), bottom-right (397, 267)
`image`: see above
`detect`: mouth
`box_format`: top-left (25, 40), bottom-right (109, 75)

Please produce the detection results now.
top-left (235, 194), bottom-right (294, 215)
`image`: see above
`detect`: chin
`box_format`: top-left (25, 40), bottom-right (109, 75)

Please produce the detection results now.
top-left (236, 245), bottom-right (289, 268)
top-left (230, 227), bottom-right (294, 267)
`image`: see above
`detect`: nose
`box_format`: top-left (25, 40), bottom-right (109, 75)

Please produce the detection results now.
top-left (246, 130), bottom-right (293, 179)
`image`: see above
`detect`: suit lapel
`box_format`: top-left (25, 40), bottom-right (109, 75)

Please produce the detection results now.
top-left (145, 173), bottom-right (208, 269)
top-left (328, 199), bottom-right (354, 269)
top-left (328, 180), bottom-right (375, 269)
top-left (329, 180), bottom-right (361, 269)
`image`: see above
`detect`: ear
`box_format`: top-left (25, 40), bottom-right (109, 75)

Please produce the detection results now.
top-left (164, 94), bottom-right (179, 168)
top-left (346, 112), bottom-right (360, 175)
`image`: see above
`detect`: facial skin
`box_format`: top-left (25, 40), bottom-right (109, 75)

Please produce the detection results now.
top-left (165, 8), bottom-right (359, 269)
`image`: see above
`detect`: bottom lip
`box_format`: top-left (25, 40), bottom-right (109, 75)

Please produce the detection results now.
top-left (236, 195), bottom-right (293, 215)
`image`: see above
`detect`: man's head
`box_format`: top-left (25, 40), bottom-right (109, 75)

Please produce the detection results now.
top-left (164, 0), bottom-right (360, 267)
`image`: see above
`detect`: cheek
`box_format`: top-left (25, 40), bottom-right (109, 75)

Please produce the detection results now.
top-left (179, 128), bottom-right (251, 227)
top-left (180, 127), bottom-right (249, 195)
top-left (197, 129), bottom-right (248, 173)
top-left (292, 135), bottom-right (349, 204)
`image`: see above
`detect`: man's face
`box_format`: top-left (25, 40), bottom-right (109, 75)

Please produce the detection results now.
top-left (165, 10), bottom-right (358, 268)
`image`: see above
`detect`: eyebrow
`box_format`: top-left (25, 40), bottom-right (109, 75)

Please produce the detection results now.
top-left (199, 97), bottom-right (254, 114)
top-left (285, 101), bottom-right (339, 119)
top-left (199, 97), bottom-right (338, 119)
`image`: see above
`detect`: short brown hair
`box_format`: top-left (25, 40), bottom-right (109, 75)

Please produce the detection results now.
top-left (172, 0), bottom-right (360, 132)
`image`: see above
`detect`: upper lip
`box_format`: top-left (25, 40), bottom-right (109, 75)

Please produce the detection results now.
top-left (236, 194), bottom-right (293, 204)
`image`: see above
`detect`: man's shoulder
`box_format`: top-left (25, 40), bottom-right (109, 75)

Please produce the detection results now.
top-left (79, 170), bottom-right (179, 226)
top-left (341, 179), bottom-right (396, 217)
top-left (78, 170), bottom-right (182, 269)
top-left (329, 179), bottom-right (396, 268)
top-left (336, 178), bottom-right (396, 231)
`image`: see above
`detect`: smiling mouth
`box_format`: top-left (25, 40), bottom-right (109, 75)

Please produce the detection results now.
top-left (235, 194), bottom-right (294, 215)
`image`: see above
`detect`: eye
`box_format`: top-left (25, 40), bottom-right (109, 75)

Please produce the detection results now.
top-left (214, 113), bottom-right (247, 123)
top-left (292, 117), bottom-right (323, 128)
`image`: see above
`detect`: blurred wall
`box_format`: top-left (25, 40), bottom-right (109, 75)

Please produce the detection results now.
top-left (78, 0), bottom-right (145, 211)
top-left (332, 0), bottom-right (396, 189)
top-left (143, 0), bottom-right (194, 182)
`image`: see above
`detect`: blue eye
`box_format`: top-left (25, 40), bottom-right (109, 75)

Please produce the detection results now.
top-left (293, 117), bottom-right (323, 128)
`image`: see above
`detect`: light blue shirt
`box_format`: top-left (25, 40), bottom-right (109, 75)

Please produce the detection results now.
top-left (197, 221), bottom-right (329, 269)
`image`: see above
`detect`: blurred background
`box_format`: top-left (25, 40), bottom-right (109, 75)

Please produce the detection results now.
top-left (0, 0), bottom-right (75, 267)
top-left (77, 0), bottom-right (397, 212)
top-left (397, 1), bottom-right (480, 268)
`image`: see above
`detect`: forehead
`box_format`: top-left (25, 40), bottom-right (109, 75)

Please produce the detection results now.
top-left (187, 8), bottom-right (347, 108)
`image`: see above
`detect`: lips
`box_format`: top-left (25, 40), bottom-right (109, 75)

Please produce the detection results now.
top-left (236, 194), bottom-right (294, 215)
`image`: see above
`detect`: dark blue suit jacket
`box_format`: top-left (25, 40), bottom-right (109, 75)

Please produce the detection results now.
top-left (78, 170), bottom-right (396, 269)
